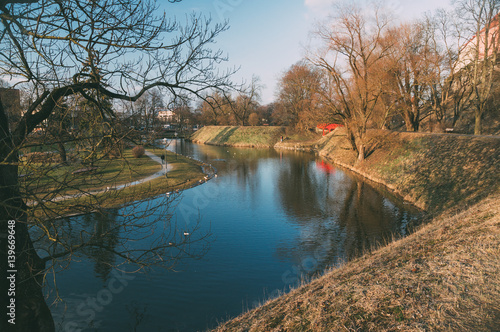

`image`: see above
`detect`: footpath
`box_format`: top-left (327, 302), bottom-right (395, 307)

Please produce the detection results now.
top-left (28, 150), bottom-right (172, 205)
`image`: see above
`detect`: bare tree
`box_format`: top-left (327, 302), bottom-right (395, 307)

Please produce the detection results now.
top-left (198, 77), bottom-right (261, 126)
top-left (423, 9), bottom-right (473, 130)
top-left (248, 112), bottom-right (260, 126)
top-left (381, 21), bottom-right (437, 132)
top-left (274, 62), bottom-right (323, 130)
top-left (199, 91), bottom-right (233, 125)
top-left (222, 76), bottom-right (261, 126)
top-left (0, 0), bottom-right (233, 330)
top-left (454, 0), bottom-right (500, 134)
top-left (309, 1), bottom-right (393, 160)
top-left (170, 93), bottom-right (194, 132)
top-left (135, 88), bottom-right (164, 133)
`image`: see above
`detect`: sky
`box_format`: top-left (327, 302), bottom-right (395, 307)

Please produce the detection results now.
top-left (160, 0), bottom-right (454, 104)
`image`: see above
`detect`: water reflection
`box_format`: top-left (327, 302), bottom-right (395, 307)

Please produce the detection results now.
top-left (80, 210), bottom-right (120, 282)
top-left (44, 141), bottom-right (422, 331)
top-left (171, 140), bottom-right (422, 274)
top-left (272, 152), bottom-right (420, 284)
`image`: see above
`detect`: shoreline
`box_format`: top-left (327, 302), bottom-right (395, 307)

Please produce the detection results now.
top-left (189, 126), bottom-right (499, 331)
top-left (32, 149), bottom-right (212, 219)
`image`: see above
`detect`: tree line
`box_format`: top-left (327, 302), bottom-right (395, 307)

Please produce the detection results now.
top-left (200, 0), bottom-right (499, 162)
top-left (276, 0), bottom-right (499, 160)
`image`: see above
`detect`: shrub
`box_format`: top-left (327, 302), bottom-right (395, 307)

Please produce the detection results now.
top-left (132, 145), bottom-right (145, 158)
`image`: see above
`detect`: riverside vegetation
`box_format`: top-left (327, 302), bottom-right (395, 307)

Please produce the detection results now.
top-left (190, 126), bottom-right (500, 331)
top-left (24, 147), bottom-right (208, 218)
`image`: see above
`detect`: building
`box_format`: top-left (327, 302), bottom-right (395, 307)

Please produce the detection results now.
top-left (157, 109), bottom-right (177, 123)
top-left (455, 13), bottom-right (500, 72)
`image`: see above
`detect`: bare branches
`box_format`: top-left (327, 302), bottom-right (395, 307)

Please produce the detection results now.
top-left (453, 0), bottom-right (500, 134)
top-left (0, 0), bottom-right (235, 143)
top-left (0, 2), bottom-right (229, 328)
top-left (308, 1), bottom-right (392, 160)
top-left (274, 62), bottom-right (325, 129)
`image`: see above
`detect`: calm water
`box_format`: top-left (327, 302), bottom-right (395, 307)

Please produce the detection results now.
top-left (43, 141), bottom-right (422, 332)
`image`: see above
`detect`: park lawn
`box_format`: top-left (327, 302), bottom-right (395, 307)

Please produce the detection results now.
top-left (30, 150), bottom-right (207, 218)
top-left (20, 148), bottom-right (161, 197)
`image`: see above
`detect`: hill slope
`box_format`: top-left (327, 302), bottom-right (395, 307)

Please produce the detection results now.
top-left (190, 126), bottom-right (285, 148)
top-left (207, 127), bottom-right (500, 331)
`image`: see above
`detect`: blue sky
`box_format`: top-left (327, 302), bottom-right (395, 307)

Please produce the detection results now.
top-left (162, 0), bottom-right (453, 104)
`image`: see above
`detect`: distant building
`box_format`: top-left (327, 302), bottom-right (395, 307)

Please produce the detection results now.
top-left (455, 13), bottom-right (500, 72)
top-left (0, 88), bottom-right (21, 124)
top-left (157, 109), bottom-right (177, 123)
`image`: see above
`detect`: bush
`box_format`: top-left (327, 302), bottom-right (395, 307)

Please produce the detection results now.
top-left (132, 145), bottom-right (145, 158)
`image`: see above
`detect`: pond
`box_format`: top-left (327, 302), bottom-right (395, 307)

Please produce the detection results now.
top-left (44, 141), bottom-right (423, 332)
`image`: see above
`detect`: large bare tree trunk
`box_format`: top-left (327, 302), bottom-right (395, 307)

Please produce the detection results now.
top-left (403, 106), bottom-right (420, 132)
top-left (357, 143), bottom-right (365, 162)
top-left (0, 101), bottom-right (55, 331)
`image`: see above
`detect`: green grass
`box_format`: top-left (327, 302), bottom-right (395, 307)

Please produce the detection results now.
top-left (20, 149), bottom-right (161, 196)
top-left (25, 149), bottom-right (207, 218)
top-left (190, 126), bottom-right (285, 147)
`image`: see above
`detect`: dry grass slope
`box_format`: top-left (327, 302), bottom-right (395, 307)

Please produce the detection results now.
top-left (318, 130), bottom-right (500, 213)
top-left (211, 127), bottom-right (500, 331)
top-left (190, 126), bottom-right (285, 148)
top-left (214, 194), bottom-right (500, 331)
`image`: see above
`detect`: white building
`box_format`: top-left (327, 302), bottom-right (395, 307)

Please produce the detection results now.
top-left (157, 109), bottom-right (177, 122)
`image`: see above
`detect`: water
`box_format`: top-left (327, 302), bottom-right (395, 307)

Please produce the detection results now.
top-left (43, 141), bottom-right (422, 332)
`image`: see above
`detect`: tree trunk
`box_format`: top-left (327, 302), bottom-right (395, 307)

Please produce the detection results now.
top-left (404, 109), bottom-right (419, 132)
top-left (474, 110), bottom-right (482, 135)
top-left (0, 101), bottom-right (55, 331)
top-left (57, 141), bottom-right (67, 164)
top-left (357, 144), bottom-right (365, 162)
top-left (345, 125), bottom-right (359, 154)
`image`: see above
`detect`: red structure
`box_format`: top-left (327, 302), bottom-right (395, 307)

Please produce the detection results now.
top-left (317, 123), bottom-right (344, 136)
top-left (316, 160), bottom-right (336, 174)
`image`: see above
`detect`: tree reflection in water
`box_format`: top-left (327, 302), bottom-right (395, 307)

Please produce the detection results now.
top-left (33, 142), bottom-right (425, 331)
top-left (28, 193), bottom-right (211, 330)
top-left (275, 154), bottom-right (422, 282)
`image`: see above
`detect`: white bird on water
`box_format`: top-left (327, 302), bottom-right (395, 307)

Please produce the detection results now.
top-left (183, 232), bottom-right (190, 236)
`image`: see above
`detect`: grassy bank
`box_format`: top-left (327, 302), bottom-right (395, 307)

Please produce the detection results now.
top-left (31, 150), bottom-right (207, 218)
top-left (214, 193), bottom-right (499, 331)
top-left (208, 126), bottom-right (500, 331)
top-left (21, 148), bottom-right (161, 196)
top-left (190, 126), bottom-right (285, 147)
top-left (317, 129), bottom-right (499, 213)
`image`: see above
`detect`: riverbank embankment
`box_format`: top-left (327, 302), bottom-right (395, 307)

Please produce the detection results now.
top-left (190, 125), bottom-right (285, 148)
top-left (316, 128), bottom-right (499, 214)
top-left (192, 126), bottom-right (500, 331)
top-left (193, 126), bottom-right (499, 214)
